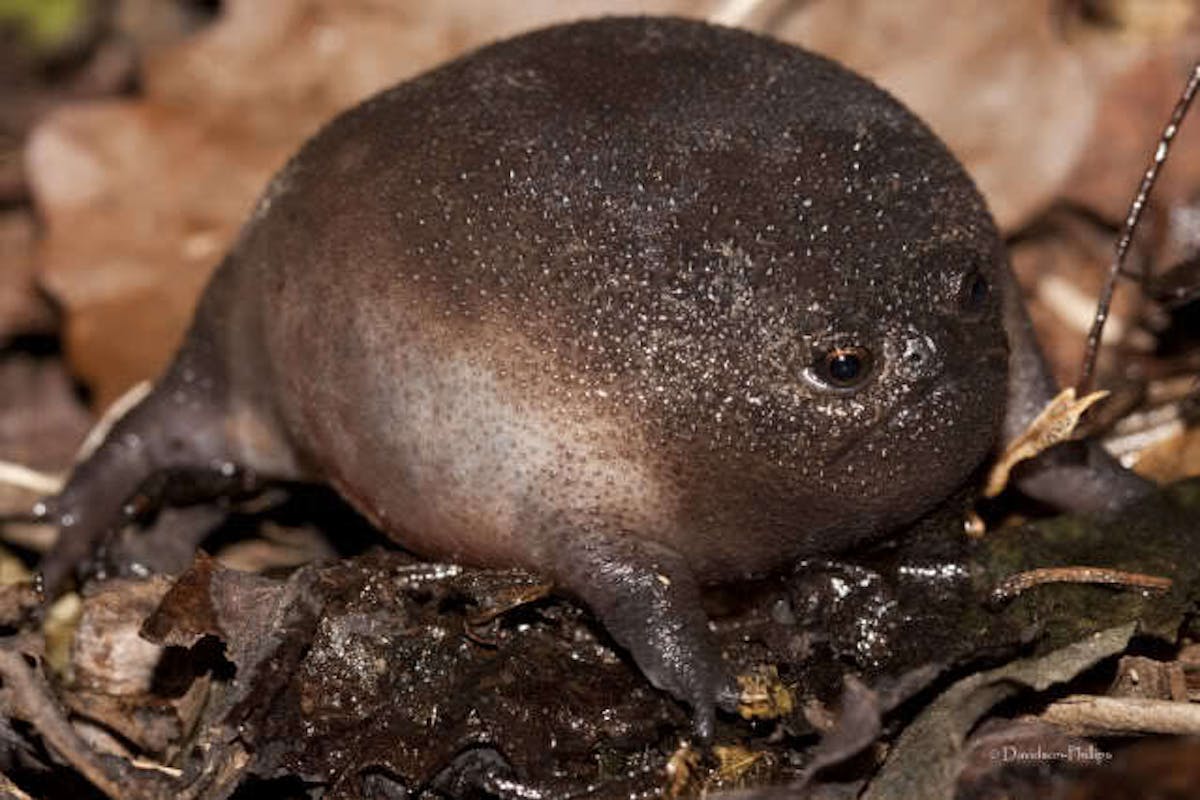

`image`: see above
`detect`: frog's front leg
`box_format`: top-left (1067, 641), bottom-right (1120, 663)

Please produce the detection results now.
top-left (535, 514), bottom-right (738, 740)
top-left (999, 264), bottom-right (1153, 513)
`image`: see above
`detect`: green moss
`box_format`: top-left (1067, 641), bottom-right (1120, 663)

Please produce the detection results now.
top-left (975, 478), bottom-right (1200, 651)
top-left (821, 478), bottom-right (1200, 688)
top-left (0, 0), bottom-right (88, 50)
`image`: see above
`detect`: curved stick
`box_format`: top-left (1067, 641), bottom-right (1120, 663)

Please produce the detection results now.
top-left (1078, 61), bottom-right (1200, 394)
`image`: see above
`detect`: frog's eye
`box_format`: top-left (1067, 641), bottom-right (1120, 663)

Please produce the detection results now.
top-left (808, 346), bottom-right (874, 391)
top-left (958, 270), bottom-right (990, 313)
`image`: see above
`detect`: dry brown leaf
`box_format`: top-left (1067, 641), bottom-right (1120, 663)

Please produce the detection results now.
top-left (0, 212), bottom-right (55, 341)
top-left (70, 577), bottom-right (173, 696)
top-left (1060, 41), bottom-right (1200, 226)
top-left (1110, 655), bottom-right (1189, 702)
top-left (1009, 226), bottom-right (1157, 388)
top-left (1130, 425), bottom-right (1200, 483)
top-left (776, 0), bottom-right (1169, 230)
top-left (985, 387), bottom-right (1110, 497)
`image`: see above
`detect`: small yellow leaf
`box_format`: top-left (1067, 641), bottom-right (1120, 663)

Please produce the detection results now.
top-left (663, 741), bottom-right (700, 799)
top-left (963, 507), bottom-right (987, 539)
top-left (736, 664), bottom-right (795, 720)
top-left (43, 592), bottom-right (81, 678)
top-left (712, 745), bottom-right (766, 781)
top-left (985, 388), bottom-right (1110, 498)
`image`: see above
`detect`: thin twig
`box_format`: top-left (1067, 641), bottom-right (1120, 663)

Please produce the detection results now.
top-left (1078, 61), bottom-right (1200, 394)
top-left (0, 649), bottom-right (172, 800)
top-left (73, 380), bottom-right (151, 464)
top-left (0, 462), bottom-right (62, 496)
top-left (0, 522), bottom-right (56, 554)
top-left (991, 566), bottom-right (1172, 604)
top-left (709, 0), bottom-right (775, 27)
top-left (0, 771), bottom-right (34, 800)
top-left (1042, 694), bottom-right (1200, 737)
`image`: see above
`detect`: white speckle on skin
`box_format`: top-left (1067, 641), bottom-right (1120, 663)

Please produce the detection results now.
top-left (897, 563), bottom-right (969, 581)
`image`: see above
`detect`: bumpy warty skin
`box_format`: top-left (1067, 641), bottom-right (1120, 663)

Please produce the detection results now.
top-left (208, 17), bottom-right (1010, 581)
top-left (41, 18), bottom-right (1017, 735)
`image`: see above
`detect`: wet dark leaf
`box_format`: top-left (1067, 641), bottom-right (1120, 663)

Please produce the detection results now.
top-left (863, 624), bottom-right (1135, 800)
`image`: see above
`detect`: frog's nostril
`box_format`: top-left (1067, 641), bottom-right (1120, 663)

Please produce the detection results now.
top-left (901, 333), bottom-right (939, 376)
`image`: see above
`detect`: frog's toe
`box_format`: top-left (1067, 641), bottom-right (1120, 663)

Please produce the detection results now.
top-left (689, 663), bottom-right (740, 741)
top-left (542, 519), bottom-right (733, 739)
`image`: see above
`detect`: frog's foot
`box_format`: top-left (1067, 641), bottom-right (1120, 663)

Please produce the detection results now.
top-left (1014, 440), bottom-right (1154, 516)
top-left (540, 516), bottom-right (737, 740)
top-left (37, 385), bottom-right (254, 596)
top-left (998, 265), bottom-right (1155, 516)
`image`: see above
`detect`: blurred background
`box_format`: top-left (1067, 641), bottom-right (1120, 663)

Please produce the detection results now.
top-left (0, 0), bottom-right (1198, 492)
